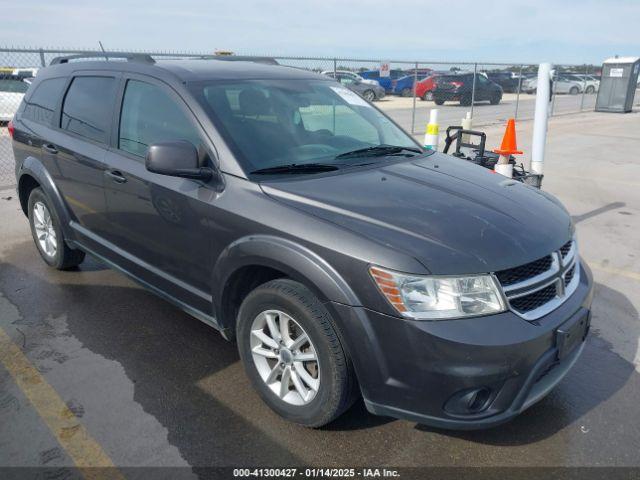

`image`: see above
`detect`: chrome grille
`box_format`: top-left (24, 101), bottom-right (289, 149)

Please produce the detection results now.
top-left (510, 284), bottom-right (557, 314)
top-left (495, 255), bottom-right (553, 286)
top-left (495, 238), bottom-right (579, 321)
top-left (560, 240), bottom-right (572, 259)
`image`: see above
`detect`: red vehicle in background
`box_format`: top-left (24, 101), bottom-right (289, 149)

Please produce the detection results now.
top-left (415, 71), bottom-right (447, 101)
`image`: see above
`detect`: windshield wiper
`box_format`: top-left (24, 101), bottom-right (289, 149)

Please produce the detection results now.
top-left (250, 163), bottom-right (339, 175)
top-left (335, 144), bottom-right (423, 160)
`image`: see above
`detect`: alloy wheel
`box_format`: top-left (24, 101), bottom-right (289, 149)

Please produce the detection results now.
top-left (250, 309), bottom-right (320, 406)
top-left (32, 201), bottom-right (57, 258)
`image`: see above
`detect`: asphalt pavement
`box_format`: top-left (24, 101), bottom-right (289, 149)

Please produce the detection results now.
top-left (0, 111), bottom-right (639, 477)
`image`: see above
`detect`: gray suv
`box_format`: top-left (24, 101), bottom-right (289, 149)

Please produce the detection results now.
top-left (10, 54), bottom-right (593, 429)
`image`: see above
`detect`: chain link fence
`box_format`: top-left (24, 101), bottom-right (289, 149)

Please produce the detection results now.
top-left (1, 47), bottom-right (638, 188)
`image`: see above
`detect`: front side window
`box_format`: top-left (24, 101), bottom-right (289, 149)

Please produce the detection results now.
top-left (61, 76), bottom-right (117, 143)
top-left (22, 77), bottom-right (67, 125)
top-left (119, 80), bottom-right (202, 157)
top-left (193, 79), bottom-right (418, 173)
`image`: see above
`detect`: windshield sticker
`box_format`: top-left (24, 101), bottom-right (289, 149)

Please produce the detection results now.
top-left (330, 86), bottom-right (372, 107)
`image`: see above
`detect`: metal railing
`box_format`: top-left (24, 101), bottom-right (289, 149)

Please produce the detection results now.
top-left (1, 47), bottom-right (636, 188)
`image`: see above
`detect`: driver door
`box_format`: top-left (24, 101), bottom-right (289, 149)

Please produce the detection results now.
top-left (103, 75), bottom-right (219, 312)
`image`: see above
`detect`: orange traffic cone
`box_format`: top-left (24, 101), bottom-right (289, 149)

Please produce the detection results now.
top-left (493, 119), bottom-right (521, 178)
top-left (494, 118), bottom-right (522, 157)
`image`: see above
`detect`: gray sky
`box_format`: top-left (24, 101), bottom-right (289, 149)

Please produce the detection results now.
top-left (4, 0), bottom-right (639, 64)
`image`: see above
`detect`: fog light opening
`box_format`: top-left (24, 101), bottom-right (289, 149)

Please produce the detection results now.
top-left (468, 387), bottom-right (491, 412)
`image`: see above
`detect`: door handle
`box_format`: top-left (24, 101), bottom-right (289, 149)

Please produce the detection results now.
top-left (42, 144), bottom-right (58, 154)
top-left (105, 170), bottom-right (127, 184)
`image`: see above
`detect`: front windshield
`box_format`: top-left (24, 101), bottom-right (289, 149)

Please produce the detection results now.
top-left (190, 79), bottom-right (420, 174)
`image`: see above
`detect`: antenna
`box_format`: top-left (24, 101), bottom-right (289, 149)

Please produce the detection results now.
top-left (98, 41), bottom-right (108, 61)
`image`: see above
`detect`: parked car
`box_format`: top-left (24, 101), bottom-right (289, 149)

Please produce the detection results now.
top-left (324, 71), bottom-right (385, 101)
top-left (572, 74), bottom-right (599, 94)
top-left (523, 73), bottom-right (584, 95)
top-left (10, 55), bottom-right (592, 430)
top-left (321, 70), bottom-right (379, 87)
top-left (415, 71), bottom-right (448, 101)
top-left (432, 73), bottom-right (503, 106)
top-left (485, 71), bottom-right (520, 93)
top-left (0, 74), bottom-right (33, 122)
top-left (391, 73), bottom-right (430, 97)
top-left (360, 69), bottom-right (404, 93)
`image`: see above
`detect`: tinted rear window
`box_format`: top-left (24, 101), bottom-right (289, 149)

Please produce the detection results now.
top-left (61, 76), bottom-right (117, 144)
top-left (0, 77), bottom-right (29, 93)
top-left (22, 77), bottom-right (67, 125)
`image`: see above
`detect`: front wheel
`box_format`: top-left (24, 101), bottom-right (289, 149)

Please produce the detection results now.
top-left (434, 98), bottom-right (445, 105)
top-left (400, 87), bottom-right (412, 97)
top-left (28, 187), bottom-right (85, 270)
top-left (586, 85), bottom-right (595, 94)
top-left (490, 93), bottom-right (502, 105)
top-left (569, 86), bottom-right (579, 95)
top-left (237, 279), bottom-right (356, 427)
top-left (362, 90), bottom-right (375, 102)
top-left (421, 91), bottom-right (433, 101)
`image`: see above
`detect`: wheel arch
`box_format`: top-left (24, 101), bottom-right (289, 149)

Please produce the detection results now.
top-left (17, 157), bottom-right (76, 243)
top-left (213, 235), bottom-right (360, 336)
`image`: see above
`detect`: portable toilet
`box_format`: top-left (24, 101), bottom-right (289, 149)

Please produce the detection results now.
top-left (595, 56), bottom-right (640, 113)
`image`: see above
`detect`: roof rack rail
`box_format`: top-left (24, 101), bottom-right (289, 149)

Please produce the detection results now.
top-left (50, 52), bottom-right (156, 66)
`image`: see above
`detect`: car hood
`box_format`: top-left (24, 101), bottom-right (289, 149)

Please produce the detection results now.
top-left (260, 154), bottom-right (573, 275)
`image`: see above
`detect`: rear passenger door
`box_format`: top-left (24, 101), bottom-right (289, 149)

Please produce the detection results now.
top-left (44, 73), bottom-right (119, 238)
top-left (102, 75), bottom-right (217, 313)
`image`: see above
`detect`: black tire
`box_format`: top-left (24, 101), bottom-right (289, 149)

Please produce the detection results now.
top-left (460, 94), bottom-right (472, 106)
top-left (421, 91), bottom-right (432, 101)
top-left (362, 90), bottom-right (375, 102)
top-left (434, 98), bottom-right (445, 105)
top-left (569, 86), bottom-right (579, 95)
top-left (586, 85), bottom-right (595, 94)
top-left (236, 279), bottom-right (357, 427)
top-left (400, 87), bottom-right (412, 97)
top-left (490, 92), bottom-right (502, 105)
top-left (28, 187), bottom-right (85, 270)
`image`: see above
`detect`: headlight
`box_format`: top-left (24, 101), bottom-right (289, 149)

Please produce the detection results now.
top-left (370, 266), bottom-right (506, 320)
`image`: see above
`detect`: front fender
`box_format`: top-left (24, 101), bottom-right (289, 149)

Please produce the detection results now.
top-left (18, 157), bottom-right (77, 244)
top-left (213, 235), bottom-right (360, 321)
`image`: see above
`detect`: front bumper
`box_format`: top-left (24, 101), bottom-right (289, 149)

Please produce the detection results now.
top-left (330, 261), bottom-right (594, 430)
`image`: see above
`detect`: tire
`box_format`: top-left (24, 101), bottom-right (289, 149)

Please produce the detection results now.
top-left (421, 91), bottom-right (433, 101)
top-left (237, 279), bottom-right (357, 427)
top-left (490, 92), bottom-right (502, 105)
top-left (434, 98), bottom-right (445, 105)
top-left (586, 85), bottom-right (595, 94)
top-left (28, 187), bottom-right (85, 270)
top-left (569, 86), bottom-right (579, 95)
top-left (460, 94), bottom-right (472, 106)
top-left (400, 88), bottom-right (412, 97)
top-left (362, 90), bottom-right (375, 102)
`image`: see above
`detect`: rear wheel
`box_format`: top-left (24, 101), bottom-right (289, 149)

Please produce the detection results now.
top-left (400, 87), bottom-right (412, 97)
top-left (434, 98), bottom-right (445, 105)
top-left (421, 91), bottom-right (433, 101)
top-left (586, 85), bottom-right (595, 94)
top-left (569, 86), bottom-right (579, 95)
top-left (362, 90), bottom-right (375, 102)
top-left (237, 279), bottom-right (356, 427)
top-left (28, 188), bottom-right (85, 270)
top-left (490, 92), bottom-right (502, 105)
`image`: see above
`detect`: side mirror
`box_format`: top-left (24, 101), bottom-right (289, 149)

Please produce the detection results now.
top-left (145, 141), bottom-right (213, 180)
